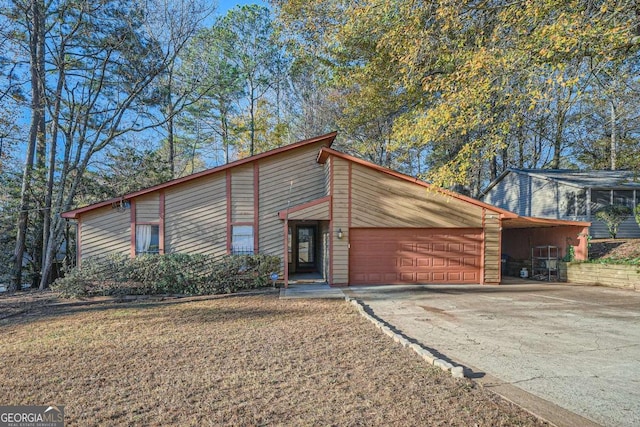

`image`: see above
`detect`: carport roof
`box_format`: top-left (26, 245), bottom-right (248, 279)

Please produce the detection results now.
top-left (502, 216), bottom-right (590, 229)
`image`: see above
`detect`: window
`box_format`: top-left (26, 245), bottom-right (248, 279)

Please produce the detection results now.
top-left (231, 225), bottom-right (254, 255)
top-left (613, 190), bottom-right (634, 209)
top-left (590, 190), bottom-right (611, 213)
top-left (136, 224), bottom-right (159, 255)
top-left (564, 190), bottom-right (587, 217)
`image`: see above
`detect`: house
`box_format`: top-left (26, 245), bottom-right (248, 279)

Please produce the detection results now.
top-left (62, 133), bottom-right (590, 285)
top-left (480, 169), bottom-right (640, 239)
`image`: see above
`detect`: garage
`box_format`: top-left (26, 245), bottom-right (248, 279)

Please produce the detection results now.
top-left (349, 228), bottom-right (483, 285)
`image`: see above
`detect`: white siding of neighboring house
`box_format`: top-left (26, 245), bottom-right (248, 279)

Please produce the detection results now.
top-left (484, 172), bottom-right (640, 238)
top-left (483, 172), bottom-right (524, 215)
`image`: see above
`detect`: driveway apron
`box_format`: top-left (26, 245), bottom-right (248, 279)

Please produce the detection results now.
top-left (345, 283), bottom-right (640, 427)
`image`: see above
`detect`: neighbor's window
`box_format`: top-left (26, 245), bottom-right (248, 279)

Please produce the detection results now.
top-left (565, 190), bottom-right (587, 217)
top-left (231, 225), bottom-right (254, 255)
top-left (590, 189), bottom-right (611, 212)
top-left (613, 190), bottom-right (634, 209)
top-left (136, 224), bottom-right (160, 255)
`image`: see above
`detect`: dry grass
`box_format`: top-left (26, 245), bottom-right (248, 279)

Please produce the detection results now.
top-left (0, 292), bottom-right (546, 426)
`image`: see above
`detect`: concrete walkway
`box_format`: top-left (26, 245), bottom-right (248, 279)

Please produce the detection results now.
top-left (279, 283), bottom-right (345, 299)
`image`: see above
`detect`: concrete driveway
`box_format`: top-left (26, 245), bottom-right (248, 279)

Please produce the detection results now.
top-left (344, 282), bottom-right (640, 427)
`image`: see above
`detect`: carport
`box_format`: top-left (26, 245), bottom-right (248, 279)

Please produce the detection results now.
top-left (501, 217), bottom-right (590, 278)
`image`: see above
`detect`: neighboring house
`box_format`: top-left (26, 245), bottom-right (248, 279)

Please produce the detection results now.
top-left (480, 169), bottom-right (640, 239)
top-left (62, 133), bottom-right (589, 286)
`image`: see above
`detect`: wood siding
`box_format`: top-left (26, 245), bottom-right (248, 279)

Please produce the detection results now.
top-left (287, 198), bottom-right (331, 221)
top-left (80, 206), bottom-right (130, 259)
top-left (331, 157), bottom-right (349, 284)
top-left (164, 174), bottom-right (227, 256)
top-left (350, 163), bottom-right (483, 228)
top-left (483, 212), bottom-right (501, 284)
top-left (258, 142), bottom-right (328, 262)
top-left (135, 193), bottom-right (160, 223)
top-left (231, 165), bottom-right (254, 223)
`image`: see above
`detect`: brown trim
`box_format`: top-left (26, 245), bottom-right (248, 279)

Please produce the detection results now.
top-left (230, 221), bottom-right (253, 226)
top-left (76, 220), bottom-right (82, 267)
top-left (277, 196), bottom-right (332, 219)
top-left (253, 162), bottom-right (259, 253)
top-left (159, 191), bottom-right (165, 255)
top-left (62, 132), bottom-right (338, 219)
top-left (480, 208), bottom-right (486, 285)
top-left (317, 147), bottom-right (517, 219)
top-left (498, 217), bottom-right (503, 284)
top-left (348, 161), bottom-right (352, 228)
top-left (130, 200), bottom-right (136, 258)
top-left (226, 169), bottom-right (232, 254)
top-left (329, 157), bottom-right (334, 285)
top-left (283, 219), bottom-right (289, 288)
top-left (502, 216), bottom-right (591, 229)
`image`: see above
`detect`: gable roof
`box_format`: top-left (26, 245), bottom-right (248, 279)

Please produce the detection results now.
top-left (480, 168), bottom-right (640, 198)
top-left (62, 132), bottom-right (337, 219)
top-left (317, 147), bottom-right (518, 219)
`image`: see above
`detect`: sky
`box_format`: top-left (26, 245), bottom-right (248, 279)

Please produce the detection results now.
top-left (217, 0), bottom-right (269, 15)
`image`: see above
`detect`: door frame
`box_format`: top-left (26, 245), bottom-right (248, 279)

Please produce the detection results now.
top-left (288, 221), bottom-right (320, 274)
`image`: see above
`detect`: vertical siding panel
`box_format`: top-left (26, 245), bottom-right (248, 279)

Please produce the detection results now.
top-left (80, 206), bottom-right (131, 260)
top-left (483, 213), bottom-right (501, 284)
top-left (165, 174), bottom-right (227, 256)
top-left (332, 157), bottom-right (349, 284)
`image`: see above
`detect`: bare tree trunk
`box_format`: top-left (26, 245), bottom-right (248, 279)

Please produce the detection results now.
top-left (166, 69), bottom-right (175, 178)
top-left (40, 43), bottom-right (67, 290)
top-left (11, 0), bottom-right (45, 292)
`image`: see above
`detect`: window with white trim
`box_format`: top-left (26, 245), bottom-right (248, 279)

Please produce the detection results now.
top-left (231, 225), bottom-right (254, 255)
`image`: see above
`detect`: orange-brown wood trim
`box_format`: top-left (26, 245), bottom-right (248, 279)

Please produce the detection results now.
top-left (498, 216), bottom-right (503, 284)
top-left (329, 158), bottom-right (334, 285)
top-left (76, 220), bottom-right (82, 267)
top-left (283, 218), bottom-right (289, 288)
top-left (253, 162), bottom-right (259, 253)
top-left (159, 191), bottom-right (165, 255)
top-left (348, 161), bottom-right (352, 228)
top-left (130, 200), bottom-right (136, 258)
top-left (226, 169), bottom-right (232, 254)
top-left (480, 208), bottom-right (486, 285)
top-left (277, 195), bottom-right (332, 219)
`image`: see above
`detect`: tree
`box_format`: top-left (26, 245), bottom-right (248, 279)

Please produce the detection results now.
top-left (218, 5), bottom-right (288, 156)
top-left (2, 0), bottom-right (211, 290)
top-left (275, 0), bottom-right (640, 190)
top-left (595, 204), bottom-right (633, 239)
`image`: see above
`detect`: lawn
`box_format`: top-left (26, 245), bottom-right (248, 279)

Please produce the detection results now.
top-left (0, 292), bottom-right (546, 426)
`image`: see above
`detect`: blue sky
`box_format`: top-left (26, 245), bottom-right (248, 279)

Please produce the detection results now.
top-left (217, 0), bottom-right (269, 15)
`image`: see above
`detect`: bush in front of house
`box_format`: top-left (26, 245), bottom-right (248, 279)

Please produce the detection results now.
top-left (595, 204), bottom-right (633, 238)
top-left (52, 253), bottom-right (281, 298)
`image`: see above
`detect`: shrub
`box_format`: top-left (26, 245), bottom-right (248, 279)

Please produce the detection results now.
top-left (635, 204), bottom-right (640, 228)
top-left (53, 253), bottom-right (281, 298)
top-left (594, 204), bottom-right (632, 238)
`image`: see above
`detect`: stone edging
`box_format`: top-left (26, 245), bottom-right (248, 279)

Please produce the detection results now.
top-left (345, 296), bottom-right (465, 379)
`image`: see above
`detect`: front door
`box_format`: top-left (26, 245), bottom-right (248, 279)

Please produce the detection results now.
top-left (296, 225), bottom-right (317, 272)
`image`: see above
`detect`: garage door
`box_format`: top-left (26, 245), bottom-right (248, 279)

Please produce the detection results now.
top-left (349, 228), bottom-right (482, 285)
